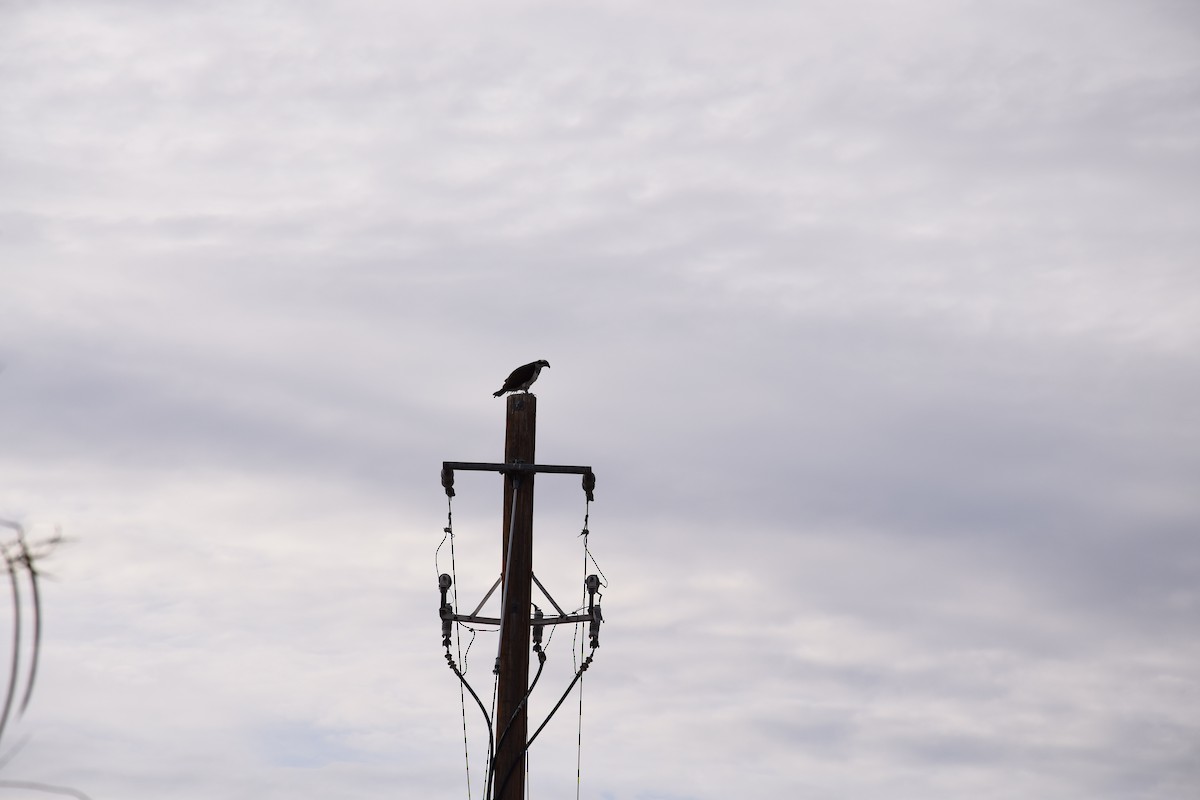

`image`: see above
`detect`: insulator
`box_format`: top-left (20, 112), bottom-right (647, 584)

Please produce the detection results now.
top-left (589, 604), bottom-right (602, 648)
top-left (440, 598), bottom-right (453, 645)
top-left (441, 467), bottom-right (455, 497)
top-left (438, 574), bottom-right (453, 645)
top-left (532, 606), bottom-right (545, 648)
top-left (586, 574), bottom-right (600, 597)
top-left (582, 471), bottom-right (596, 502)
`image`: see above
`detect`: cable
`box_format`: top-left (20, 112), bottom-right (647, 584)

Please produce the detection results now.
top-left (495, 647), bottom-right (597, 800)
top-left (580, 523), bottom-right (608, 591)
top-left (544, 604), bottom-right (584, 657)
top-left (494, 475), bottom-right (522, 673)
top-left (443, 650), bottom-right (494, 800)
top-left (575, 503), bottom-right (597, 798)
top-left (576, 523), bottom-right (589, 799)
top-left (575, 670), bottom-right (585, 800)
top-left (443, 497), bottom-right (474, 800)
top-left (488, 673), bottom-right (499, 799)
top-left (487, 642), bottom-right (547, 792)
top-left (438, 471), bottom-right (606, 799)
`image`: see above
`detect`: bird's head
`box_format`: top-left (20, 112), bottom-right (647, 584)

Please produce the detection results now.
top-left (538, 360), bottom-right (550, 368)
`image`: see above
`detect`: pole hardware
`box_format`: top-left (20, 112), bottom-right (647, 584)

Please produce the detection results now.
top-left (442, 461), bottom-right (596, 496)
top-left (439, 573), bottom-right (453, 647)
top-left (531, 606), bottom-right (544, 649)
top-left (586, 573), bottom-right (603, 648)
top-left (437, 393), bottom-right (605, 800)
top-left (437, 574), bottom-right (604, 630)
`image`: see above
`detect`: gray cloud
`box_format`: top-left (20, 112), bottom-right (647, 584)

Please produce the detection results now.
top-left (1, 1), bottom-right (1198, 798)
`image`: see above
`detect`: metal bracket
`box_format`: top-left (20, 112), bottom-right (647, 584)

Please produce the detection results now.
top-left (438, 573), bottom-right (601, 629)
top-left (441, 461), bottom-right (595, 501)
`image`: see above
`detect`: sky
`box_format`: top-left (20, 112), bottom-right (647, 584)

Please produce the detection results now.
top-left (1, 0), bottom-right (1199, 798)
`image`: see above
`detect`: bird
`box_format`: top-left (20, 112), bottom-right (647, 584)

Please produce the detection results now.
top-left (494, 360), bottom-right (550, 397)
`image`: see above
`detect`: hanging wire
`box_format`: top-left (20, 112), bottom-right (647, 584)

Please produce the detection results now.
top-left (439, 472), bottom-right (605, 800)
top-left (441, 497), bottom-right (475, 800)
top-left (542, 603), bottom-right (584, 656)
top-left (489, 673), bottom-right (499, 798)
top-left (575, 500), bottom-right (593, 798)
top-left (495, 645), bottom-right (597, 800)
top-left (439, 493), bottom-right (508, 800)
top-left (576, 544), bottom-right (587, 797)
top-left (575, 668), bottom-right (585, 800)
top-left (443, 649), bottom-right (493, 800)
top-left (488, 626), bottom-right (548, 793)
top-left (459, 625), bottom-right (479, 675)
top-left (579, 503), bottom-right (608, 590)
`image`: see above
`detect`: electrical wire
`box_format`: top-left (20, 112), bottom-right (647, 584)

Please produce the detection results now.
top-left (443, 650), bottom-right (494, 800)
top-left (439, 472), bottom-right (605, 799)
top-left (575, 500), bottom-right (604, 798)
top-left (487, 642), bottom-right (547, 792)
top-left (443, 498), bottom-right (474, 800)
top-left (575, 519), bottom-right (590, 799)
top-left (495, 647), bottom-right (597, 800)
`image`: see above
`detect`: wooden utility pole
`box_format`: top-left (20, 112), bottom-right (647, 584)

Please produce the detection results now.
top-left (438, 393), bottom-right (600, 800)
top-left (495, 393), bottom-right (536, 800)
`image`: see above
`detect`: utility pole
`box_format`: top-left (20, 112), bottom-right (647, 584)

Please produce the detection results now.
top-left (439, 392), bottom-right (600, 800)
top-left (495, 393), bottom-right (536, 800)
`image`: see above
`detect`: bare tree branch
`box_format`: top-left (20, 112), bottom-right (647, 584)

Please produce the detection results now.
top-left (15, 536), bottom-right (40, 716)
top-left (0, 555), bottom-right (21, 749)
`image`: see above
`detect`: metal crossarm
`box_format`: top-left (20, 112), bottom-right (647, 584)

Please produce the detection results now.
top-left (443, 461), bottom-right (593, 475)
top-left (441, 461), bottom-right (596, 502)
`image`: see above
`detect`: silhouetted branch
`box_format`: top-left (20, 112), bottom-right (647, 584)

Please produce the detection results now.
top-left (15, 535), bottom-right (41, 716)
top-left (0, 521), bottom-right (86, 799)
top-left (0, 521), bottom-right (60, 733)
top-left (0, 556), bottom-right (20, 749)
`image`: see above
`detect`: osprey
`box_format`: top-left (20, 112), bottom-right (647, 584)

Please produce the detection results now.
top-left (493, 360), bottom-right (550, 397)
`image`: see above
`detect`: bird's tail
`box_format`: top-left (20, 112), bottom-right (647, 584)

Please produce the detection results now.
top-left (493, 389), bottom-right (504, 397)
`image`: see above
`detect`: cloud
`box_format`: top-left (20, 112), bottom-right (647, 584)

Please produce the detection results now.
top-left (1, 1), bottom-right (1198, 798)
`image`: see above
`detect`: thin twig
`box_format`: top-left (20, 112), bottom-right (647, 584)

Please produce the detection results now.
top-left (0, 556), bottom-right (21, 748)
top-left (16, 535), bottom-right (40, 716)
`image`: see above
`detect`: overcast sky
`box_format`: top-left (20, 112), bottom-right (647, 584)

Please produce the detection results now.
top-left (1, 1), bottom-right (1199, 798)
